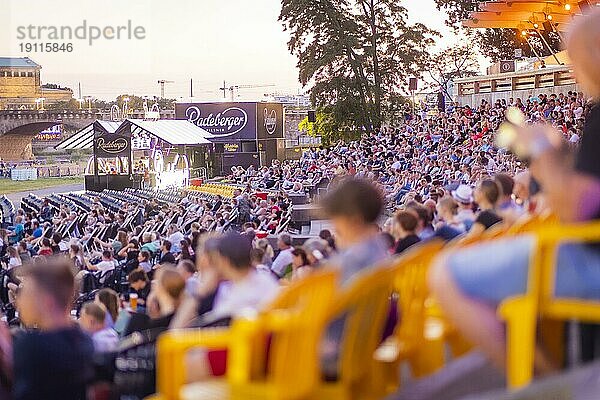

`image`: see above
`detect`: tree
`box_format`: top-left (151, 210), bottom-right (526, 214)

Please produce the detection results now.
top-left (426, 42), bottom-right (479, 100)
top-left (434, 0), bottom-right (562, 62)
top-left (46, 98), bottom-right (80, 111)
top-left (279, 0), bottom-right (437, 133)
top-left (114, 95), bottom-right (175, 113)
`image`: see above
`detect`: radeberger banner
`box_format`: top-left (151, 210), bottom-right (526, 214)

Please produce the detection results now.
top-left (95, 133), bottom-right (130, 158)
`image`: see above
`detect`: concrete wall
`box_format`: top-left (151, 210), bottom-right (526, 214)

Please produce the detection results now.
top-left (0, 134), bottom-right (34, 160)
top-left (456, 83), bottom-right (580, 106)
top-left (453, 66), bottom-right (580, 106)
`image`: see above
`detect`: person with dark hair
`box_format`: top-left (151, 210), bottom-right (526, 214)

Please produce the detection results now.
top-left (185, 233), bottom-right (279, 381)
top-left (394, 210), bottom-right (421, 254)
top-left (29, 220), bottom-right (42, 241)
top-left (320, 178), bottom-right (389, 379)
top-left (211, 233), bottom-right (279, 320)
top-left (50, 233), bottom-right (62, 254)
top-left (407, 204), bottom-right (435, 240)
top-left (178, 238), bottom-right (195, 263)
top-left (128, 269), bottom-right (150, 307)
top-left (137, 250), bottom-right (152, 273)
top-left (321, 178), bottom-right (388, 280)
top-left (17, 241), bottom-right (31, 265)
top-left (319, 229), bottom-right (337, 251)
top-left (40, 198), bottom-right (52, 222)
top-left (290, 247), bottom-right (312, 281)
top-left (466, 179), bottom-right (503, 238)
top-left (118, 238), bottom-right (140, 264)
top-left (37, 237), bottom-right (53, 256)
top-left (270, 233), bottom-right (294, 278)
top-left (494, 172), bottom-right (523, 224)
top-left (177, 259), bottom-right (199, 297)
top-left (79, 302), bottom-right (119, 353)
top-left (494, 172), bottom-right (514, 207)
top-left (12, 261), bottom-right (94, 400)
top-left (95, 288), bottom-right (120, 328)
top-left (159, 240), bottom-right (176, 265)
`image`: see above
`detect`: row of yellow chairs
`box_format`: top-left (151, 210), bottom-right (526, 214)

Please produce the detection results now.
top-left (148, 240), bottom-right (454, 400)
top-left (188, 183), bottom-right (238, 198)
top-left (445, 212), bottom-right (600, 389)
top-left (497, 219), bottom-right (600, 388)
top-left (149, 212), bottom-right (600, 398)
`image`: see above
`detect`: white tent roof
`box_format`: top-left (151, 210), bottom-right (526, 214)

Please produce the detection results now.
top-left (55, 119), bottom-right (215, 150)
top-left (55, 120), bottom-right (121, 150)
top-left (125, 119), bottom-right (214, 145)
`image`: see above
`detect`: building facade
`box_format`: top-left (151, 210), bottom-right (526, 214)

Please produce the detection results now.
top-left (0, 57), bottom-right (72, 110)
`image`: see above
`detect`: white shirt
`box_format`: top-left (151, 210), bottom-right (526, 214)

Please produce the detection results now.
top-left (9, 257), bottom-right (22, 268)
top-left (139, 261), bottom-right (152, 273)
top-left (168, 231), bottom-right (185, 253)
top-left (212, 270), bottom-right (280, 319)
top-left (270, 248), bottom-right (294, 277)
top-left (95, 260), bottom-right (117, 283)
top-left (185, 276), bottom-right (199, 297)
top-left (92, 327), bottom-right (119, 353)
top-left (456, 209), bottom-right (475, 224)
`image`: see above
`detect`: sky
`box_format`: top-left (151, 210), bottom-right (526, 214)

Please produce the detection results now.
top-left (0, 0), bottom-right (461, 101)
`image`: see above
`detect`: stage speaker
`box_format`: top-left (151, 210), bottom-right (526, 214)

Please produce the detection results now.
top-left (308, 110), bottom-right (316, 123)
top-left (409, 77), bottom-right (418, 92)
top-left (437, 92), bottom-right (445, 111)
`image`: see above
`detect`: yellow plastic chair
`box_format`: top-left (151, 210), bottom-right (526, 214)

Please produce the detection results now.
top-left (372, 241), bottom-right (448, 396)
top-left (149, 270), bottom-right (337, 400)
top-left (498, 219), bottom-right (600, 389)
top-left (311, 260), bottom-right (400, 400)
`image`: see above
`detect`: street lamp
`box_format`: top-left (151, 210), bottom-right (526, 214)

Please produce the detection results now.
top-left (77, 98), bottom-right (84, 109)
top-left (35, 97), bottom-right (45, 110)
top-left (83, 96), bottom-right (93, 111)
top-left (123, 97), bottom-right (130, 117)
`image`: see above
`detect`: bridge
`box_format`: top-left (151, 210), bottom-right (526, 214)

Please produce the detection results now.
top-left (0, 110), bottom-right (98, 160)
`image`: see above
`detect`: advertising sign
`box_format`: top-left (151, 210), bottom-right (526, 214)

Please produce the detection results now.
top-left (256, 103), bottom-right (284, 139)
top-left (34, 125), bottom-right (63, 142)
top-left (95, 133), bottom-right (131, 158)
top-left (176, 102), bottom-right (257, 141)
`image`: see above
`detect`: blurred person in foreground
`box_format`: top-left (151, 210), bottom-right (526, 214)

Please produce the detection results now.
top-left (13, 261), bottom-right (94, 400)
top-left (321, 178), bottom-right (388, 284)
top-left (431, 9), bottom-right (600, 373)
top-left (320, 178), bottom-right (389, 379)
top-left (79, 302), bottom-right (119, 353)
top-left (184, 233), bottom-right (279, 381)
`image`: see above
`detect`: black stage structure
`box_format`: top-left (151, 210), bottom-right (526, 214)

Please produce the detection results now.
top-left (56, 119), bottom-right (214, 192)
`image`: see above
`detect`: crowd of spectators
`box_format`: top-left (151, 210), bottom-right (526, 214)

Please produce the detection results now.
top-left (0, 81), bottom-right (593, 398)
top-left (1, 11), bottom-right (600, 395)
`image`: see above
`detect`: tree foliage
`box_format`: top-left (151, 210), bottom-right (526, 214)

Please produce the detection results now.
top-left (280, 0), bottom-right (438, 139)
top-left (298, 108), bottom-right (357, 146)
top-left (426, 42), bottom-right (479, 99)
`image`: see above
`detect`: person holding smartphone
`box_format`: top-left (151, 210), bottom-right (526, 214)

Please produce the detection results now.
top-left (430, 9), bottom-right (600, 372)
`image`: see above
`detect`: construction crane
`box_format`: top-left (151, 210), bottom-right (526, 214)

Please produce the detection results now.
top-left (157, 79), bottom-right (174, 98)
top-left (219, 81), bottom-right (275, 101)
